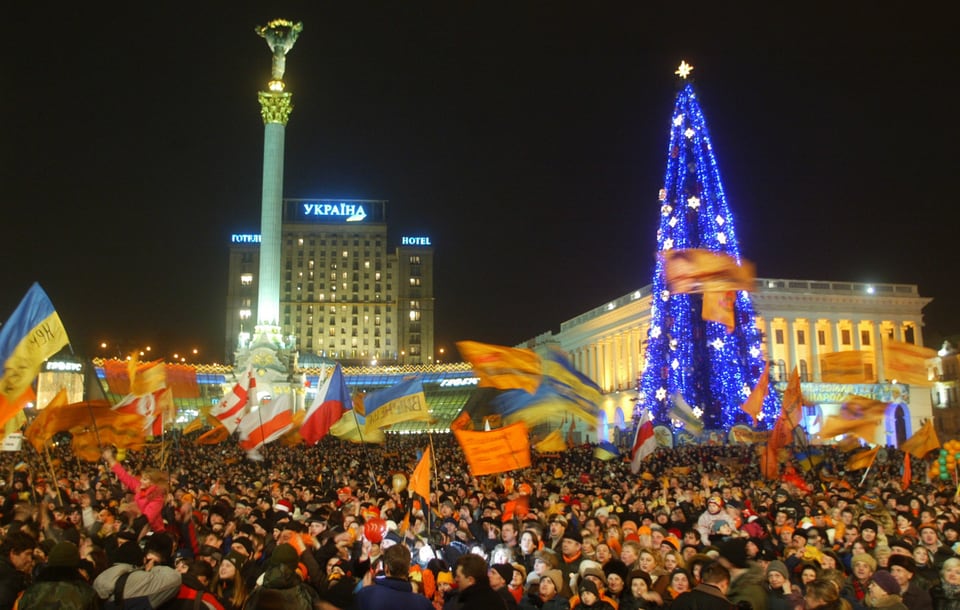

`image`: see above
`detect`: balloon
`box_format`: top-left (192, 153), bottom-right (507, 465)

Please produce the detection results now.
top-left (392, 473), bottom-right (408, 494)
top-left (364, 517), bottom-right (387, 544)
top-left (942, 473), bottom-right (951, 480)
top-left (116, 448), bottom-right (127, 461)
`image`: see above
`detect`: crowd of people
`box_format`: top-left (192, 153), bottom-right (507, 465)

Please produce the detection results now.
top-left (0, 432), bottom-right (957, 610)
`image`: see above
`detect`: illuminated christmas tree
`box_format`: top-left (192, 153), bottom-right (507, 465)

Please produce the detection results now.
top-left (637, 62), bottom-right (778, 431)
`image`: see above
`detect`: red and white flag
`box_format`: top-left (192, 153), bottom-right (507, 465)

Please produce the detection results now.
top-left (238, 393), bottom-right (294, 454)
top-left (630, 410), bottom-right (657, 474)
top-left (300, 364), bottom-right (351, 445)
top-left (113, 387), bottom-right (172, 437)
top-left (211, 365), bottom-right (256, 433)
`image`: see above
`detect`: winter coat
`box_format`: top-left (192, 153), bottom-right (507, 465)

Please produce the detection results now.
top-left (456, 582), bottom-right (510, 610)
top-left (903, 580), bottom-right (934, 610)
top-left (111, 463), bottom-right (165, 534)
top-left (0, 556), bottom-right (30, 610)
top-left (92, 564), bottom-right (181, 609)
top-left (725, 564), bottom-right (768, 610)
top-left (931, 583), bottom-right (960, 610)
top-left (670, 584), bottom-right (737, 610)
top-left (242, 564), bottom-right (319, 610)
top-left (518, 592), bottom-right (571, 610)
top-left (353, 576), bottom-right (433, 610)
top-left (14, 565), bottom-right (99, 610)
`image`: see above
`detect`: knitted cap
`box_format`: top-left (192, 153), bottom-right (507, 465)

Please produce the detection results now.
top-left (871, 570), bottom-right (900, 595)
top-left (490, 563), bottom-right (514, 583)
top-left (46, 541), bottom-right (80, 568)
top-left (223, 551), bottom-right (246, 570)
top-left (766, 560), bottom-right (789, 580)
top-left (268, 543), bottom-right (300, 569)
top-left (437, 570), bottom-right (454, 584)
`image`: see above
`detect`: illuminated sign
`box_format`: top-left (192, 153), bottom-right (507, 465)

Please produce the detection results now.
top-left (231, 234), bottom-right (261, 244)
top-left (286, 199), bottom-right (386, 224)
top-left (401, 236), bottom-right (432, 246)
top-left (302, 202), bottom-right (367, 222)
top-left (439, 377), bottom-right (479, 388)
top-left (45, 361), bottom-right (83, 372)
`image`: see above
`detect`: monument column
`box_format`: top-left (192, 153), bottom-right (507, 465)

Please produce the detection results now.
top-left (254, 19), bottom-right (302, 345)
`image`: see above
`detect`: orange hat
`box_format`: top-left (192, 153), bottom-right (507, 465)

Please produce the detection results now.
top-left (437, 571), bottom-right (454, 584)
top-left (182, 493), bottom-right (195, 504)
top-left (622, 520), bottom-right (638, 533)
top-left (338, 487), bottom-right (352, 496)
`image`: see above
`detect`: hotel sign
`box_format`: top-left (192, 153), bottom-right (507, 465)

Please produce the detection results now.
top-left (231, 234), bottom-right (261, 244)
top-left (287, 199), bottom-right (386, 224)
top-left (401, 236), bottom-right (432, 246)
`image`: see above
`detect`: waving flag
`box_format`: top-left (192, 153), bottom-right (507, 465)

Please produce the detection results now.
top-left (456, 341), bottom-right (542, 394)
top-left (534, 429), bottom-right (568, 453)
top-left (114, 387), bottom-right (173, 436)
top-left (821, 351), bottom-right (871, 383)
top-left (669, 393), bottom-right (705, 434)
top-left (661, 249), bottom-right (755, 294)
top-left (238, 393), bottom-right (294, 453)
top-left (300, 364), bottom-right (351, 444)
top-left (363, 377), bottom-right (431, 430)
top-left (212, 365), bottom-right (256, 433)
top-left (702, 291), bottom-right (736, 333)
top-left (594, 440), bottom-right (620, 461)
top-left (454, 422), bottom-right (531, 476)
top-left (408, 446), bottom-right (432, 508)
top-left (739, 362), bottom-right (770, 426)
top-left (883, 340), bottom-right (936, 387)
top-left (845, 446), bottom-right (879, 471)
top-left (630, 411), bottom-right (656, 473)
top-left (0, 283), bottom-right (70, 429)
top-left (899, 419), bottom-right (940, 459)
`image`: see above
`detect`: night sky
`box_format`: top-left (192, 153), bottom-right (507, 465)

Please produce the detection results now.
top-left (2, 4), bottom-right (957, 363)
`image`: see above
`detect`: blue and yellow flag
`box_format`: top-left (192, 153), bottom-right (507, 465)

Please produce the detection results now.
top-left (362, 377), bottom-right (432, 430)
top-left (0, 283), bottom-right (69, 429)
top-left (456, 341), bottom-right (542, 394)
top-left (594, 440), bottom-right (620, 461)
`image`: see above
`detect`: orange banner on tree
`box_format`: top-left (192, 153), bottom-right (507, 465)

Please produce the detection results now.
top-left (454, 422), bottom-right (531, 476)
top-left (661, 249), bottom-right (755, 294)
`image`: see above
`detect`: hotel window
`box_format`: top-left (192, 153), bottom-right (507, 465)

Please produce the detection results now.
top-left (841, 329), bottom-right (851, 345)
top-left (239, 309), bottom-right (251, 320)
top-left (775, 329), bottom-right (784, 345)
top-left (298, 238), bottom-right (304, 246)
top-left (240, 273), bottom-right (253, 286)
top-left (409, 256), bottom-right (421, 265)
top-left (861, 330), bottom-right (871, 346)
top-left (818, 330), bottom-right (826, 345)
top-left (409, 278), bottom-right (421, 287)
top-left (796, 330), bottom-right (805, 345)
top-left (409, 311), bottom-right (421, 321)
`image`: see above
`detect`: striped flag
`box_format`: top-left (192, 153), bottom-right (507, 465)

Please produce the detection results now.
top-left (300, 364), bottom-right (350, 444)
top-left (211, 365), bottom-right (256, 433)
top-left (238, 393), bottom-right (293, 455)
top-left (669, 393), bottom-right (704, 434)
top-left (630, 411), bottom-right (657, 473)
top-left (594, 440), bottom-right (620, 461)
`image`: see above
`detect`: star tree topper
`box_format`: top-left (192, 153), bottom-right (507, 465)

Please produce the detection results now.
top-left (675, 60), bottom-right (694, 79)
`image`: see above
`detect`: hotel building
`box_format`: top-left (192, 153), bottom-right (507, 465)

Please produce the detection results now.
top-left (225, 198), bottom-right (435, 366)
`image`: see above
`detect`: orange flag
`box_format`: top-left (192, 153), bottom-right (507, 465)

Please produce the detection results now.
top-left (661, 249), bottom-right (755, 294)
top-left (449, 410), bottom-right (473, 431)
top-left (702, 291), bottom-right (736, 333)
top-left (845, 446), bottom-right (879, 471)
top-left (408, 446), bottom-right (432, 509)
top-left (198, 424), bottom-right (229, 445)
top-left (883, 339), bottom-right (936, 387)
top-left (128, 356), bottom-right (166, 396)
top-left (821, 351), bottom-right (872, 383)
top-left (900, 419), bottom-right (940, 459)
top-left (902, 455), bottom-right (912, 489)
top-left (454, 422), bottom-right (532, 476)
top-left (740, 362), bottom-right (769, 425)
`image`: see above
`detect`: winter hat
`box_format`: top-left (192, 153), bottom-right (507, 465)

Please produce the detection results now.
top-left (871, 570), bottom-right (900, 595)
top-left (580, 564), bottom-right (606, 585)
top-left (223, 551), bottom-right (247, 570)
top-left (275, 499), bottom-right (293, 513)
top-left (718, 538), bottom-right (749, 569)
top-left (268, 543), bottom-right (300, 569)
top-left (542, 569), bottom-right (565, 592)
top-left (115, 540), bottom-right (145, 566)
top-left (562, 527), bottom-right (583, 544)
top-left (579, 578), bottom-right (600, 597)
top-left (766, 560), bottom-right (790, 580)
top-left (437, 571), bottom-right (454, 585)
top-left (852, 553), bottom-right (878, 571)
top-left (490, 563), bottom-right (514, 584)
top-left (46, 541), bottom-right (81, 568)
top-left (860, 519), bottom-right (878, 533)
top-left (603, 559), bottom-right (630, 583)
top-left (887, 554), bottom-right (916, 573)
top-left (712, 520), bottom-right (731, 533)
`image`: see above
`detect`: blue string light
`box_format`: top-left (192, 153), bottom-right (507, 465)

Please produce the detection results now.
top-left (637, 82), bottom-right (779, 432)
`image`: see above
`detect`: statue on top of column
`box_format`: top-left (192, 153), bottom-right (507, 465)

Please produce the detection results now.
top-left (256, 19), bottom-right (303, 81)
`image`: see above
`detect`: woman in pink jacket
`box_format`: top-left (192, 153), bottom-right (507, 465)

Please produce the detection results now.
top-left (102, 447), bottom-right (168, 534)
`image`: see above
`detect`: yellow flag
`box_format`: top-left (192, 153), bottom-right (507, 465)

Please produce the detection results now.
top-left (845, 446), bottom-right (879, 471)
top-left (534, 429), bottom-right (568, 453)
top-left (836, 435), bottom-right (863, 452)
top-left (408, 446), bottom-right (431, 508)
top-left (661, 249), bottom-right (755, 294)
top-left (456, 341), bottom-right (542, 394)
top-left (900, 419), bottom-right (940, 459)
top-left (702, 291), bottom-right (735, 333)
top-left (883, 340), bottom-right (936, 387)
top-left (128, 356), bottom-right (167, 396)
top-left (821, 351), bottom-right (872, 383)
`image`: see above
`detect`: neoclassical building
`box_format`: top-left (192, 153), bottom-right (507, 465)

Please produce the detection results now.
top-left (522, 278), bottom-right (935, 446)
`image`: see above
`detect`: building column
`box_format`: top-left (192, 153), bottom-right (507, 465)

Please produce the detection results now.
top-left (874, 320), bottom-right (886, 381)
top-left (809, 320), bottom-right (821, 382)
top-left (764, 318), bottom-right (774, 364)
top-left (786, 318), bottom-right (798, 375)
top-left (832, 318), bottom-right (841, 353)
top-left (853, 320), bottom-right (863, 351)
